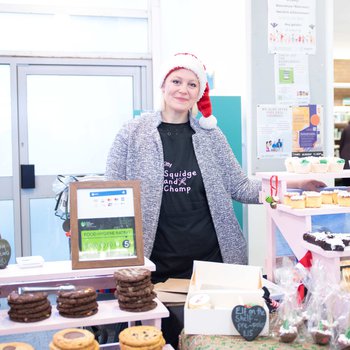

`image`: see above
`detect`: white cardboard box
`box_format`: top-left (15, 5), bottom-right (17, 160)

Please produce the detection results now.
top-left (184, 261), bottom-right (269, 336)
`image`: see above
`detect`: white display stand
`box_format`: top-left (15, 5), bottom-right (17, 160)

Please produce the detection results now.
top-left (256, 170), bottom-right (350, 284)
top-left (0, 258), bottom-right (169, 337)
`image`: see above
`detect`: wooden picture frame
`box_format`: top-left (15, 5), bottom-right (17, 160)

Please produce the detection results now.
top-left (70, 180), bottom-right (144, 269)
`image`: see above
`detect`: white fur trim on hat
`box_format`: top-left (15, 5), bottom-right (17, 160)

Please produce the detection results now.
top-left (199, 115), bottom-right (217, 129)
top-left (159, 53), bottom-right (207, 101)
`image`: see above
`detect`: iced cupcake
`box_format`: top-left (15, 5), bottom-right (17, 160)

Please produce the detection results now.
top-left (293, 158), bottom-right (311, 174)
top-left (284, 157), bottom-right (295, 172)
top-left (279, 323), bottom-right (298, 343)
top-left (338, 333), bottom-right (350, 350)
top-left (311, 157), bottom-right (329, 173)
top-left (328, 157), bottom-right (345, 172)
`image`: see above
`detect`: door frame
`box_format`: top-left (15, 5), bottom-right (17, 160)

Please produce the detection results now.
top-left (0, 56), bottom-right (152, 257)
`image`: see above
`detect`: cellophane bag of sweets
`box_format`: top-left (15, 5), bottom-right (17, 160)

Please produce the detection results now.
top-left (333, 282), bottom-right (350, 350)
top-left (303, 260), bottom-right (338, 346)
top-left (271, 257), bottom-right (308, 344)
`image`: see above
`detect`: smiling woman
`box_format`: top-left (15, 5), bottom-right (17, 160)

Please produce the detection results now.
top-left (105, 52), bottom-right (262, 348)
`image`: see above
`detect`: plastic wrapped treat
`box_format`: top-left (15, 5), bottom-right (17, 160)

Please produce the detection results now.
top-left (304, 260), bottom-right (337, 346)
top-left (334, 288), bottom-right (350, 350)
top-left (273, 257), bottom-right (309, 344)
top-left (279, 320), bottom-right (298, 343)
top-left (310, 321), bottom-right (333, 345)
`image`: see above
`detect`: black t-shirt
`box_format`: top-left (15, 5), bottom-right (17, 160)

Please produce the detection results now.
top-left (150, 121), bottom-right (222, 283)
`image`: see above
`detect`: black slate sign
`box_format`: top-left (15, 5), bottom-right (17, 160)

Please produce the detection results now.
top-left (231, 305), bottom-right (267, 341)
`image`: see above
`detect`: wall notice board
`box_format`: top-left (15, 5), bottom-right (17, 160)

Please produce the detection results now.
top-left (249, 0), bottom-right (333, 173)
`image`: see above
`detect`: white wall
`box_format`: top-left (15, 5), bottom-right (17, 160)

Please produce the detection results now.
top-left (157, 0), bottom-right (247, 97)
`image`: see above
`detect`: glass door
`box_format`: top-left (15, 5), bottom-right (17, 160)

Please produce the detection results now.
top-left (0, 64), bottom-right (17, 264)
top-left (14, 63), bottom-right (149, 261)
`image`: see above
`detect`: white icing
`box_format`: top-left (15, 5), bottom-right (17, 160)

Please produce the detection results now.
top-left (338, 334), bottom-right (350, 346)
top-left (188, 294), bottom-right (212, 309)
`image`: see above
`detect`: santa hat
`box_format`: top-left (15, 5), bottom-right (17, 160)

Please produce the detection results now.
top-left (159, 53), bottom-right (217, 129)
top-left (295, 250), bottom-right (313, 304)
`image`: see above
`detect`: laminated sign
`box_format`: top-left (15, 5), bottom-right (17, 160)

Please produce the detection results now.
top-left (69, 180), bottom-right (144, 269)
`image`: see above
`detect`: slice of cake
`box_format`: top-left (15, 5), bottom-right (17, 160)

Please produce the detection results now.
top-left (338, 191), bottom-right (350, 207)
top-left (332, 189), bottom-right (341, 204)
top-left (283, 192), bottom-right (298, 206)
top-left (290, 195), bottom-right (305, 209)
top-left (303, 191), bottom-right (322, 208)
top-left (320, 190), bottom-right (334, 205)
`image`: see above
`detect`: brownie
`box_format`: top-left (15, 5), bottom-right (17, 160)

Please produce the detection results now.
top-left (303, 231), bottom-right (346, 251)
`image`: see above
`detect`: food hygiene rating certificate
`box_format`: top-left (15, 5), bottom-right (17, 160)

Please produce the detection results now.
top-left (76, 188), bottom-right (136, 261)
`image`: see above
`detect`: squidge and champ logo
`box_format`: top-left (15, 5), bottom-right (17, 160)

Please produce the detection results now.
top-left (163, 161), bottom-right (197, 194)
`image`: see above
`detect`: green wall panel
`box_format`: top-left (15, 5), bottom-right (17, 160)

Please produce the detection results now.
top-left (211, 96), bottom-right (243, 228)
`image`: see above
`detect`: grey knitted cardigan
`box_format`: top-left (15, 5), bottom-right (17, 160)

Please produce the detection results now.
top-left (105, 111), bottom-right (261, 265)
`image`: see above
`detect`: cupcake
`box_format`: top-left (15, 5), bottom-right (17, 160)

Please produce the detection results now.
top-left (310, 320), bottom-right (333, 345)
top-left (311, 328), bottom-right (332, 345)
top-left (279, 323), bottom-right (298, 343)
top-left (311, 157), bottom-right (329, 173)
top-left (338, 333), bottom-right (350, 350)
top-left (329, 157), bottom-right (346, 172)
top-left (293, 158), bottom-right (311, 174)
top-left (284, 158), bottom-right (295, 172)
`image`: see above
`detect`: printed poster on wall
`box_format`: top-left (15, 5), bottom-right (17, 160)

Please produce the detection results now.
top-left (274, 53), bottom-right (310, 105)
top-left (257, 104), bottom-right (292, 159)
top-left (292, 104), bottom-right (323, 157)
top-left (268, 0), bottom-right (316, 54)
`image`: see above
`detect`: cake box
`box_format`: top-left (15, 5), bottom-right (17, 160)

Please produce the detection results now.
top-left (184, 260), bottom-right (269, 336)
